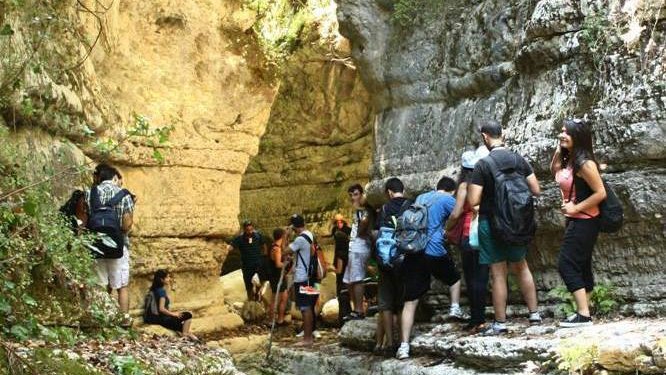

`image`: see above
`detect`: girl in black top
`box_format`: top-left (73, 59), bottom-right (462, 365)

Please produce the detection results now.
top-left (550, 118), bottom-right (607, 327)
top-left (145, 269), bottom-right (196, 339)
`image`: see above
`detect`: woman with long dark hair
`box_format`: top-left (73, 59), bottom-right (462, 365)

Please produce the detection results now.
top-left (550, 118), bottom-right (606, 327)
top-left (447, 147), bottom-right (489, 332)
top-left (144, 269), bottom-right (196, 339)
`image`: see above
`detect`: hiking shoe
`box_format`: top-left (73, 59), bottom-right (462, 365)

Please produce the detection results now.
top-left (559, 313), bottom-right (593, 328)
top-left (448, 305), bottom-right (466, 321)
top-left (343, 312), bottom-right (365, 321)
top-left (296, 330), bottom-right (304, 338)
top-left (528, 311), bottom-right (542, 325)
top-left (313, 330), bottom-right (322, 339)
top-left (395, 342), bottom-right (410, 360)
top-left (481, 321), bottom-right (508, 336)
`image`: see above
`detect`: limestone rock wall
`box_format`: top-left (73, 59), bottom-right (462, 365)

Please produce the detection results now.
top-left (337, 0), bottom-right (666, 313)
top-left (3, 0), bottom-right (279, 315)
top-left (240, 1), bottom-right (373, 242)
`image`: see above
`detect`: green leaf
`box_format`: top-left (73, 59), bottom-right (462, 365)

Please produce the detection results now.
top-left (23, 198), bottom-right (38, 217)
top-left (152, 149), bottom-right (164, 163)
top-left (10, 324), bottom-right (30, 341)
top-left (0, 24), bottom-right (14, 36)
top-left (22, 294), bottom-right (37, 307)
top-left (0, 298), bottom-right (12, 314)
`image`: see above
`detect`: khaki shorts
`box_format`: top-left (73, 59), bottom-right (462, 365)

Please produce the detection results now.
top-left (95, 245), bottom-right (130, 290)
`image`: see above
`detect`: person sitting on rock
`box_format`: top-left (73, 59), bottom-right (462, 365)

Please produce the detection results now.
top-left (269, 227), bottom-right (290, 325)
top-left (144, 269), bottom-right (196, 340)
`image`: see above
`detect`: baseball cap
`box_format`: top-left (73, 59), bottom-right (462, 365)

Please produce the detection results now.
top-left (289, 214), bottom-right (305, 228)
top-left (461, 146), bottom-right (489, 169)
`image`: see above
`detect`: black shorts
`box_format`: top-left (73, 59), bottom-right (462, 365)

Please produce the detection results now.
top-left (401, 252), bottom-right (430, 302)
top-left (426, 254), bottom-right (461, 286)
top-left (377, 269), bottom-right (404, 313)
top-left (148, 311), bottom-right (192, 333)
top-left (270, 274), bottom-right (287, 293)
top-left (294, 281), bottom-right (318, 310)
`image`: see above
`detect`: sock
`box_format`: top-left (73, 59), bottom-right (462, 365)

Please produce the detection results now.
top-left (451, 303), bottom-right (460, 309)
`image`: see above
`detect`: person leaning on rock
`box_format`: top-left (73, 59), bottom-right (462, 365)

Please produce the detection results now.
top-left (467, 120), bottom-right (542, 336)
top-left (550, 118), bottom-right (606, 328)
top-left (228, 220), bottom-right (267, 301)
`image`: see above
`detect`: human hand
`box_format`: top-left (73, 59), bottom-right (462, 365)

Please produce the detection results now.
top-left (561, 201), bottom-right (578, 215)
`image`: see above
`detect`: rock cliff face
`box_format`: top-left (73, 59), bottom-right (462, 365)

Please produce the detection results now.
top-left (240, 1), bottom-right (373, 238)
top-left (336, 0), bottom-right (666, 312)
top-left (2, 0), bottom-right (278, 321)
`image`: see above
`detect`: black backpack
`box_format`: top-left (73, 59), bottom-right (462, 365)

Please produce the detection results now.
top-left (569, 177), bottom-right (624, 233)
top-left (59, 190), bottom-right (86, 233)
top-left (597, 180), bottom-right (623, 233)
top-left (485, 153), bottom-right (537, 246)
top-left (86, 186), bottom-right (130, 259)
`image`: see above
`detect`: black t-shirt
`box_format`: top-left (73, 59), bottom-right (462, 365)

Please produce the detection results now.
top-left (231, 232), bottom-right (265, 270)
top-left (378, 197), bottom-right (412, 228)
top-left (332, 224), bottom-right (351, 264)
top-left (470, 147), bottom-right (534, 216)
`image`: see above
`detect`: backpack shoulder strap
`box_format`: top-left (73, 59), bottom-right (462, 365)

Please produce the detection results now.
top-left (106, 189), bottom-right (130, 207)
top-left (299, 233), bottom-right (313, 244)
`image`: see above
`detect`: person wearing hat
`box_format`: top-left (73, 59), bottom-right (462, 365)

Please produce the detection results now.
top-left (447, 146), bottom-right (490, 332)
top-left (329, 213), bottom-right (352, 326)
top-left (284, 214), bottom-right (318, 346)
top-left (229, 219), bottom-right (267, 301)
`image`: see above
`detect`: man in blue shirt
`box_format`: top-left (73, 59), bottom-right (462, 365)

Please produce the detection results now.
top-left (396, 176), bottom-right (463, 360)
top-left (416, 176), bottom-right (463, 318)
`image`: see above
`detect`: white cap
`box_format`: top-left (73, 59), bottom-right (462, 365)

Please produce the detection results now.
top-left (461, 146), bottom-right (489, 169)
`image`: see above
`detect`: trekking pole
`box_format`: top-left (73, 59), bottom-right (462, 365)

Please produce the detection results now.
top-left (266, 259), bottom-right (290, 361)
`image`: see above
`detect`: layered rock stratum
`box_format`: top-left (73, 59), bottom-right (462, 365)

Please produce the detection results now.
top-left (336, 0), bottom-right (666, 313)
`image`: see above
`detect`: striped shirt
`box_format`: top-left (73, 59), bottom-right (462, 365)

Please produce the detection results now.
top-left (86, 180), bottom-right (134, 223)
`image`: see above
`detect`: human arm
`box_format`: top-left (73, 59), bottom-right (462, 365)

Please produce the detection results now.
top-left (467, 184), bottom-right (483, 208)
top-left (526, 174), bottom-right (541, 196)
top-left (335, 258), bottom-right (344, 274)
top-left (561, 161), bottom-right (606, 215)
top-left (550, 146), bottom-right (562, 176)
top-left (121, 212), bottom-right (133, 232)
top-left (446, 182), bottom-right (467, 230)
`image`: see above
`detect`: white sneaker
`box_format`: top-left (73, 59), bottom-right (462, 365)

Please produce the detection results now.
top-left (297, 330), bottom-right (321, 338)
top-left (448, 305), bottom-right (466, 320)
top-left (396, 342), bottom-right (410, 360)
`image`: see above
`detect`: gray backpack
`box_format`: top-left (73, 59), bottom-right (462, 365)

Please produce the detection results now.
top-left (395, 196), bottom-right (433, 255)
top-left (143, 290), bottom-right (159, 322)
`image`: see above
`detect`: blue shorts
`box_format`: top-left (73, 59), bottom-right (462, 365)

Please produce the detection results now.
top-left (478, 218), bottom-right (527, 265)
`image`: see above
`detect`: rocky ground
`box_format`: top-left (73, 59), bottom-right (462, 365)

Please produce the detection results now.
top-left (244, 316), bottom-right (666, 374)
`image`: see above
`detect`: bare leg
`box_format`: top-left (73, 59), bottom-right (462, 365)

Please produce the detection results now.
top-left (278, 291), bottom-right (288, 323)
top-left (352, 283), bottom-right (365, 314)
top-left (509, 260), bottom-right (538, 313)
top-left (449, 280), bottom-right (461, 305)
top-left (117, 286), bottom-right (129, 314)
top-left (375, 315), bottom-right (385, 347)
top-left (182, 319), bottom-right (192, 335)
top-left (382, 311), bottom-right (393, 348)
top-left (400, 300), bottom-right (419, 343)
top-left (489, 262), bottom-right (508, 321)
top-left (573, 288), bottom-right (590, 316)
top-left (301, 308), bottom-right (314, 345)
